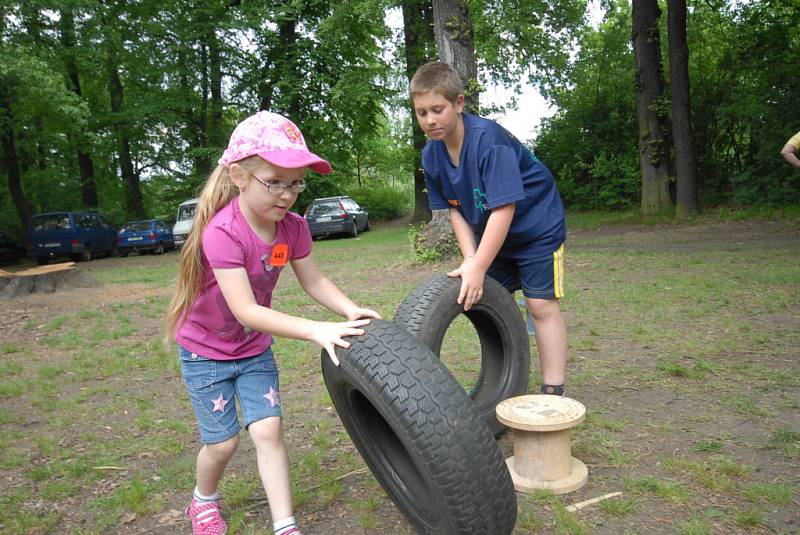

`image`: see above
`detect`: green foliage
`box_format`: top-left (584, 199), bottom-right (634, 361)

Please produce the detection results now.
top-left (407, 222), bottom-right (459, 263)
top-left (347, 185), bottom-right (410, 221)
top-left (0, 0), bottom-right (398, 238)
top-left (536, 0), bottom-right (800, 210)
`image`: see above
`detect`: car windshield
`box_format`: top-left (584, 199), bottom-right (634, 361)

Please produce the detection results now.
top-left (177, 204), bottom-right (196, 221)
top-left (308, 201), bottom-right (342, 216)
top-left (121, 221), bottom-right (152, 232)
top-left (32, 214), bottom-right (72, 231)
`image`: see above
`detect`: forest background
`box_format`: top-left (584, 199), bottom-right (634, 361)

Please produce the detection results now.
top-left (1, 0), bottom-right (798, 244)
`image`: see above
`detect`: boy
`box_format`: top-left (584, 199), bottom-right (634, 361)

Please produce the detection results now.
top-left (411, 61), bottom-right (568, 396)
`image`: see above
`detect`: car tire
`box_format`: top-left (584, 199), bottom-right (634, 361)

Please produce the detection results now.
top-left (73, 248), bottom-right (92, 262)
top-left (350, 219), bottom-right (358, 238)
top-left (154, 242), bottom-right (165, 255)
top-left (36, 256), bottom-right (49, 266)
top-left (321, 319), bottom-right (517, 535)
top-left (393, 274), bottom-right (530, 436)
top-left (364, 216), bottom-right (370, 231)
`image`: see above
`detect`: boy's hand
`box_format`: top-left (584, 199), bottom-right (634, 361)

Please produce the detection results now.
top-left (311, 319), bottom-right (372, 366)
top-left (447, 257), bottom-right (486, 311)
top-left (345, 307), bottom-right (382, 321)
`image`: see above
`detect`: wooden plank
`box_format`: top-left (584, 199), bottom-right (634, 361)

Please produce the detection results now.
top-left (1, 262), bottom-right (76, 278)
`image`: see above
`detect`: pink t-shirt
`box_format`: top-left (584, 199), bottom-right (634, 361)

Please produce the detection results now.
top-left (176, 197), bottom-right (312, 360)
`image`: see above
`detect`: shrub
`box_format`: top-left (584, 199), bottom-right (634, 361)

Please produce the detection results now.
top-left (347, 186), bottom-right (410, 221)
top-left (407, 221), bottom-right (459, 263)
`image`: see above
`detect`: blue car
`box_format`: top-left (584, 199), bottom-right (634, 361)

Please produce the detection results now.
top-left (116, 219), bottom-right (175, 256)
top-left (30, 211), bottom-right (117, 265)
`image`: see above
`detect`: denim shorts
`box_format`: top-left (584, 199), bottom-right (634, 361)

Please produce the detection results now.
top-left (179, 346), bottom-right (282, 444)
top-left (487, 243), bottom-right (565, 299)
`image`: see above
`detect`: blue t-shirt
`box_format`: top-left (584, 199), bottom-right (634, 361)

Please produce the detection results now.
top-left (423, 113), bottom-right (566, 258)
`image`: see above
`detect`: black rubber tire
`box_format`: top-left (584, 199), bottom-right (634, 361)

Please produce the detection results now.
top-left (154, 242), bottom-right (165, 255)
top-left (72, 248), bottom-right (92, 262)
top-left (350, 219), bottom-right (358, 238)
top-left (394, 274), bottom-right (530, 436)
top-left (322, 320), bottom-right (517, 535)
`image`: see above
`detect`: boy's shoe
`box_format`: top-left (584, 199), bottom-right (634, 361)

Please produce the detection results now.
top-left (185, 498), bottom-right (228, 535)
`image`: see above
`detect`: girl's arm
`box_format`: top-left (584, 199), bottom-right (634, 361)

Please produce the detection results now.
top-left (290, 253), bottom-right (381, 321)
top-left (447, 204), bottom-right (515, 310)
top-left (213, 266), bottom-right (371, 365)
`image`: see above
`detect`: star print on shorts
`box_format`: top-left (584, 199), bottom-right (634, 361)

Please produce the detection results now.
top-left (211, 394), bottom-right (229, 412)
top-left (264, 387), bottom-right (280, 407)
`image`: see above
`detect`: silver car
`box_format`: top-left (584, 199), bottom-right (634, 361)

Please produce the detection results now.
top-left (304, 196), bottom-right (370, 239)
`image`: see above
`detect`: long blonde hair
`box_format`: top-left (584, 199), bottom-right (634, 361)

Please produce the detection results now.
top-left (164, 157), bottom-right (260, 339)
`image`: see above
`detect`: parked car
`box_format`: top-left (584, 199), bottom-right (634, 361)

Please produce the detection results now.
top-left (29, 211), bottom-right (116, 265)
top-left (116, 219), bottom-right (175, 256)
top-left (172, 198), bottom-right (198, 249)
top-left (304, 196), bottom-right (369, 239)
top-left (0, 231), bottom-right (24, 265)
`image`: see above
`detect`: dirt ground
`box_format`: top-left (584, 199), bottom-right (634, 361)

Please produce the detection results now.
top-left (0, 218), bottom-right (798, 535)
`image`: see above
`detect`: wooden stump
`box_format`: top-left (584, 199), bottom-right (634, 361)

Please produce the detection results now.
top-left (0, 262), bottom-right (101, 298)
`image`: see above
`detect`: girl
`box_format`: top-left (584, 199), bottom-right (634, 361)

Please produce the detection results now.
top-left (165, 111), bottom-right (380, 535)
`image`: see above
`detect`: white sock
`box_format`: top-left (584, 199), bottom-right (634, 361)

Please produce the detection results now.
top-left (193, 487), bottom-right (220, 503)
top-left (274, 516), bottom-right (298, 534)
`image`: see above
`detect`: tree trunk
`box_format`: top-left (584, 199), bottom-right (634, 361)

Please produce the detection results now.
top-left (632, 0), bottom-right (671, 214)
top-left (1, 123), bottom-right (32, 243)
top-left (208, 30), bottom-right (225, 149)
top-left (107, 48), bottom-right (145, 218)
top-left (667, 0), bottom-right (698, 218)
top-left (432, 0), bottom-right (479, 112)
top-left (197, 42), bottom-right (212, 176)
top-left (402, 0), bottom-right (435, 224)
top-left (60, 9), bottom-right (98, 209)
top-left (422, 0), bottom-right (479, 255)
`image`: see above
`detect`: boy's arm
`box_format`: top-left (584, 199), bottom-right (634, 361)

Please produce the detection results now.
top-left (290, 253), bottom-right (381, 321)
top-left (447, 204), bottom-right (515, 310)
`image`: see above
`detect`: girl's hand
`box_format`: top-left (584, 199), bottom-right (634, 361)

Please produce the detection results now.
top-left (345, 307), bottom-right (382, 321)
top-left (311, 318), bottom-right (372, 366)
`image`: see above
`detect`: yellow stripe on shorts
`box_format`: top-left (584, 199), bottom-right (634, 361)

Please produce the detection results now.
top-left (552, 243), bottom-right (565, 299)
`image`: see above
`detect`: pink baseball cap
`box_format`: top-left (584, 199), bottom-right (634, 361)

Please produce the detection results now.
top-left (218, 111), bottom-right (332, 174)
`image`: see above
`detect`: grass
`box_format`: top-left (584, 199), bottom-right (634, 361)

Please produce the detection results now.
top-left (1, 213), bottom-right (798, 534)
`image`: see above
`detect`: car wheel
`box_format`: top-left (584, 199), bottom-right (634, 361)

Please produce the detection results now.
top-left (120, 252), bottom-right (129, 257)
top-left (364, 216), bottom-right (370, 231)
top-left (350, 219), bottom-right (358, 238)
top-left (393, 273), bottom-right (530, 436)
top-left (73, 248), bottom-right (92, 262)
top-left (36, 256), bottom-right (49, 266)
top-left (154, 242), bottom-right (165, 255)
top-left (321, 319), bottom-right (517, 535)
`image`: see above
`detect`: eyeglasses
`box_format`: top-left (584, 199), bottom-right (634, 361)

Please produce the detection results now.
top-left (249, 173), bottom-right (307, 194)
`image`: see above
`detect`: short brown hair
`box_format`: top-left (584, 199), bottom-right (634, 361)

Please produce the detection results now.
top-left (410, 61), bottom-right (464, 103)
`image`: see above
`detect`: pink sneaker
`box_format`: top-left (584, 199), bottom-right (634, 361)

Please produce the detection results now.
top-left (185, 498), bottom-right (228, 535)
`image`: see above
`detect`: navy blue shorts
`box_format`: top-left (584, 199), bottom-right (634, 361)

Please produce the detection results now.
top-left (486, 243), bottom-right (565, 299)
